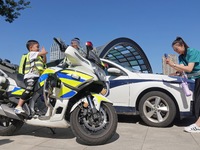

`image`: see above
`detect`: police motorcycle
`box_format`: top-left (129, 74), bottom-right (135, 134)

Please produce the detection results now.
top-left (0, 37), bottom-right (118, 145)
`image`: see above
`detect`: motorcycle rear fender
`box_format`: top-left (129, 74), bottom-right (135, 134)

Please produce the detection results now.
top-left (70, 93), bottom-right (113, 113)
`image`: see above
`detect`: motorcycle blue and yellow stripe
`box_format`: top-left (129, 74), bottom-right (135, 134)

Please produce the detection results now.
top-left (57, 70), bottom-right (93, 88)
top-left (57, 84), bottom-right (77, 98)
top-left (53, 70), bottom-right (93, 99)
top-left (11, 87), bottom-right (25, 96)
top-left (39, 68), bottom-right (56, 87)
top-left (38, 68), bottom-right (94, 99)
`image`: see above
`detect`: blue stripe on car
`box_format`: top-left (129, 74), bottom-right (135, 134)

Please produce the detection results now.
top-left (109, 79), bottom-right (181, 89)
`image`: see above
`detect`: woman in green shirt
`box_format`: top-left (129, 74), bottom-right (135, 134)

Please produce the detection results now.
top-left (166, 37), bottom-right (200, 133)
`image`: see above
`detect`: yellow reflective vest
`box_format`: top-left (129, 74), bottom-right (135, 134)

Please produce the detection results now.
top-left (24, 53), bottom-right (45, 75)
top-left (18, 53), bottom-right (27, 74)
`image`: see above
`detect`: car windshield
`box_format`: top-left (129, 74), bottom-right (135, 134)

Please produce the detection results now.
top-left (124, 66), bottom-right (141, 72)
top-left (113, 61), bottom-right (141, 73)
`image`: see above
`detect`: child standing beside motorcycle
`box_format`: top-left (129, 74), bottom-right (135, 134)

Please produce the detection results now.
top-left (14, 40), bottom-right (48, 114)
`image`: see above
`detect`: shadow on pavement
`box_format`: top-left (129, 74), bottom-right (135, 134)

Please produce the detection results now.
top-left (15, 125), bottom-right (75, 139)
top-left (0, 139), bottom-right (14, 146)
top-left (117, 114), bottom-right (196, 127)
top-left (174, 116), bottom-right (196, 127)
top-left (118, 114), bottom-right (141, 123)
top-left (11, 114), bottom-right (195, 145)
top-left (15, 124), bottom-right (119, 145)
top-left (76, 132), bottom-right (120, 146)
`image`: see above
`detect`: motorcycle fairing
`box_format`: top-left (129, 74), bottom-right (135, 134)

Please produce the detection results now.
top-left (57, 70), bottom-right (93, 88)
top-left (39, 69), bottom-right (93, 99)
top-left (57, 84), bottom-right (77, 98)
top-left (39, 74), bottom-right (49, 87)
top-left (55, 70), bottom-right (93, 98)
top-left (39, 68), bottom-right (56, 87)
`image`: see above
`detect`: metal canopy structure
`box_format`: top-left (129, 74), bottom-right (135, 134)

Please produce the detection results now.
top-left (97, 37), bottom-right (152, 73)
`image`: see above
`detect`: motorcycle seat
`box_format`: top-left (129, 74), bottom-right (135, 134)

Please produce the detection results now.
top-left (6, 72), bottom-right (26, 89)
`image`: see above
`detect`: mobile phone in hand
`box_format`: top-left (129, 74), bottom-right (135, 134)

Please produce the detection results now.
top-left (164, 53), bottom-right (168, 58)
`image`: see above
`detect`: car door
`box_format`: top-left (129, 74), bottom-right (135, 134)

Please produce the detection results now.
top-left (104, 61), bottom-right (130, 106)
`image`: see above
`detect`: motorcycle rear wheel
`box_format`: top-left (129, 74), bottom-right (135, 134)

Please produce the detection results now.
top-left (70, 102), bottom-right (118, 145)
top-left (0, 115), bottom-right (24, 136)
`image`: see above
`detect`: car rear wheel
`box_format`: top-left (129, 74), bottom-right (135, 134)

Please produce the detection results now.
top-left (139, 91), bottom-right (176, 127)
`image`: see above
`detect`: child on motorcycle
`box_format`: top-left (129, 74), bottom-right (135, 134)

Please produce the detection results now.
top-left (14, 40), bottom-right (48, 114)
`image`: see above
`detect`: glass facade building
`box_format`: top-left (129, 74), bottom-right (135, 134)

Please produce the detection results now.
top-left (50, 40), bottom-right (65, 61)
top-left (97, 37), bottom-right (152, 73)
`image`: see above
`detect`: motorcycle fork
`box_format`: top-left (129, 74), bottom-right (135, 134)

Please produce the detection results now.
top-left (86, 94), bottom-right (99, 120)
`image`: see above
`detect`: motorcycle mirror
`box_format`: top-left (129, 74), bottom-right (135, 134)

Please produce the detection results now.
top-left (53, 37), bottom-right (68, 52)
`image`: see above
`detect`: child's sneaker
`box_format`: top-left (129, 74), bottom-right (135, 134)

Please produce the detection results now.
top-left (184, 124), bottom-right (200, 133)
top-left (14, 106), bottom-right (25, 114)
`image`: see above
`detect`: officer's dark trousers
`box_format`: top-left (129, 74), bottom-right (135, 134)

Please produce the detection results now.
top-left (193, 78), bottom-right (200, 119)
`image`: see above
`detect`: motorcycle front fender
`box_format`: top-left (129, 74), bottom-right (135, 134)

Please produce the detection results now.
top-left (91, 93), bottom-right (113, 110)
top-left (70, 93), bottom-right (113, 113)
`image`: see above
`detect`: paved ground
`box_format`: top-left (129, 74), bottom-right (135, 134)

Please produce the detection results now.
top-left (0, 115), bottom-right (200, 150)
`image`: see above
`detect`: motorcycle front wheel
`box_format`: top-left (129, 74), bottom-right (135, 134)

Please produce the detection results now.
top-left (70, 102), bottom-right (118, 145)
top-left (0, 115), bottom-right (24, 136)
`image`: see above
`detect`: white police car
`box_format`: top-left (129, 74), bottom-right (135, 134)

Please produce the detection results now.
top-left (101, 58), bottom-right (194, 127)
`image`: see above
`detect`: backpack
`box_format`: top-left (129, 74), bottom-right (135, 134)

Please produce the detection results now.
top-left (18, 53), bottom-right (27, 74)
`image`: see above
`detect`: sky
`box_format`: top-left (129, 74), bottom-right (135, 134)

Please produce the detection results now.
top-left (1, 0), bottom-right (200, 73)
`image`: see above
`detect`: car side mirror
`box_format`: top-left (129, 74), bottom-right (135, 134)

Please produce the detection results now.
top-left (107, 67), bottom-right (123, 76)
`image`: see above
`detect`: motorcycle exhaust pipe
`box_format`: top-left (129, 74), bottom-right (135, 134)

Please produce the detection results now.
top-left (0, 104), bottom-right (21, 120)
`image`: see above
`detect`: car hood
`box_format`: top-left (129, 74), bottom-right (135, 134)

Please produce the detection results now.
top-left (135, 73), bottom-right (194, 84)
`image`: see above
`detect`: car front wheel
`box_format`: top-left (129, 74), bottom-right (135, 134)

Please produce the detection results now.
top-left (139, 91), bottom-right (176, 127)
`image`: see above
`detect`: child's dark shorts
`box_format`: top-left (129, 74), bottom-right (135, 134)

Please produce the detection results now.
top-left (21, 77), bottom-right (39, 101)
